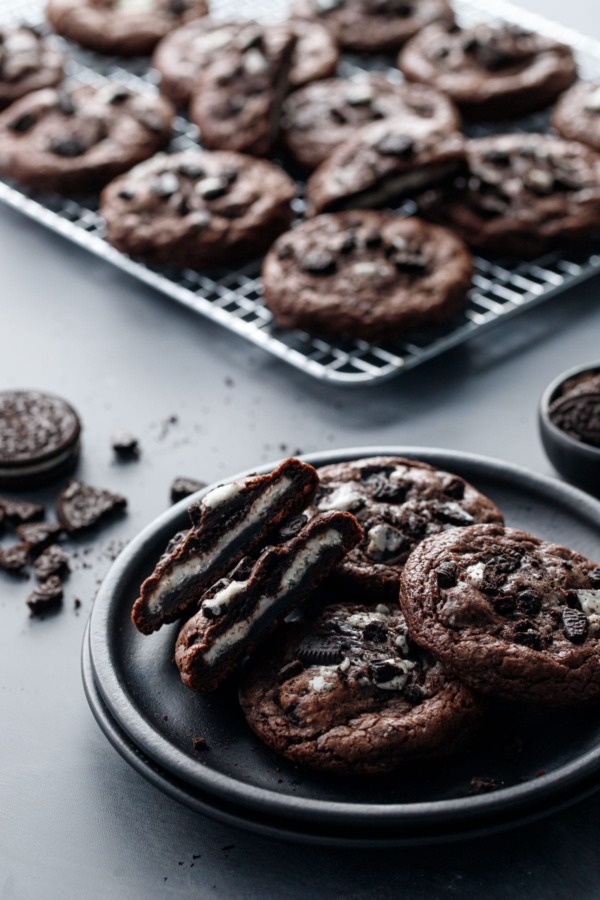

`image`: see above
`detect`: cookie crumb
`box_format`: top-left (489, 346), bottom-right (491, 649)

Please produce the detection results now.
top-left (112, 430), bottom-right (140, 460)
top-left (193, 737), bottom-right (209, 751)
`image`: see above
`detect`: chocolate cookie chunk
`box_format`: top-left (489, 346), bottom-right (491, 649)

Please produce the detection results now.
top-left (0, 390), bottom-right (81, 489)
top-left (552, 82), bottom-right (600, 153)
top-left (0, 498), bottom-right (45, 525)
top-left (189, 25), bottom-right (296, 156)
top-left (175, 511), bottom-right (363, 692)
top-left (399, 23), bottom-right (577, 120)
top-left (26, 575), bottom-right (63, 616)
top-left (282, 74), bottom-right (460, 170)
top-left (16, 522), bottom-right (63, 556)
top-left (132, 458), bottom-right (319, 634)
top-left (419, 134), bottom-right (600, 258)
top-left (549, 370), bottom-right (600, 449)
top-left (0, 83), bottom-right (173, 194)
top-left (291, 0), bottom-right (454, 53)
top-left (154, 18), bottom-right (339, 108)
top-left (0, 26), bottom-right (64, 110)
top-left (102, 150), bottom-right (296, 268)
top-left (306, 456), bottom-right (504, 602)
top-left (56, 480), bottom-right (127, 533)
top-left (47, 0), bottom-right (209, 57)
top-left (0, 543), bottom-right (30, 575)
top-left (170, 477), bottom-right (207, 504)
top-left (239, 602), bottom-right (483, 775)
top-left (401, 524), bottom-right (600, 707)
top-left (33, 544), bottom-right (70, 581)
top-left (305, 116), bottom-right (465, 215)
top-left (262, 213), bottom-right (473, 342)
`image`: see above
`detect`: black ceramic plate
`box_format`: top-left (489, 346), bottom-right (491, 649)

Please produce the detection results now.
top-left (85, 447), bottom-right (600, 845)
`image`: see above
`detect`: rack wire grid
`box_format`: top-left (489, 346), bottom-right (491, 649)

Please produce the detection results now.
top-left (1, 0), bottom-right (600, 386)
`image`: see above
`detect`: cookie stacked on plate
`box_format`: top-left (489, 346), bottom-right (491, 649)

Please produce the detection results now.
top-left (129, 454), bottom-right (600, 776)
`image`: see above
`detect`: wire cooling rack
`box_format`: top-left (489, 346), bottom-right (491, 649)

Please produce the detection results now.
top-left (0, 0), bottom-right (599, 386)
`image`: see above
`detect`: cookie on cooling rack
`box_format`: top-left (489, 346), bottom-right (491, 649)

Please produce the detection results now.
top-left (188, 24), bottom-right (296, 156)
top-left (263, 213), bottom-right (473, 343)
top-left (281, 74), bottom-right (460, 170)
top-left (101, 149), bottom-right (296, 267)
top-left (239, 602), bottom-right (484, 775)
top-left (46, 0), bottom-right (209, 57)
top-left (0, 26), bottom-right (64, 110)
top-left (418, 133), bottom-right (600, 258)
top-left (0, 83), bottom-right (173, 194)
top-left (400, 524), bottom-right (600, 708)
top-left (290, 0), bottom-right (455, 53)
top-left (552, 82), bottom-right (600, 153)
top-left (153, 17), bottom-right (339, 108)
top-left (399, 23), bottom-right (577, 120)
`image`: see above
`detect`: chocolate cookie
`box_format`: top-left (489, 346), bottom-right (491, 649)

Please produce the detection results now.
top-left (132, 458), bottom-right (319, 634)
top-left (282, 74), bottom-right (460, 170)
top-left (399, 23), bottom-right (577, 120)
top-left (291, 0), bottom-right (454, 53)
top-left (0, 498), bottom-right (45, 525)
top-left (27, 575), bottom-right (63, 616)
top-left (175, 511), bottom-right (362, 692)
top-left (549, 370), bottom-right (600, 449)
top-left (47, 0), bottom-right (209, 57)
top-left (304, 116), bottom-right (465, 215)
top-left (419, 134), bottom-right (600, 258)
top-left (101, 150), bottom-right (296, 268)
top-left (0, 390), bottom-right (81, 489)
top-left (552, 82), bottom-right (600, 153)
top-left (0, 83), bottom-right (173, 194)
top-left (239, 602), bottom-right (483, 775)
top-left (0, 26), bottom-right (64, 110)
top-left (400, 524), bottom-right (600, 708)
top-left (188, 25), bottom-right (296, 156)
top-left (305, 456), bottom-right (504, 602)
top-left (56, 480), bottom-right (127, 533)
top-left (154, 18), bottom-right (339, 108)
top-left (262, 213), bottom-right (473, 342)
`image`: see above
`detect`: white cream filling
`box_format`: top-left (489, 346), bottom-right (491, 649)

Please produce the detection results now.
top-left (366, 524), bottom-right (404, 560)
top-left (578, 589), bottom-right (600, 616)
top-left (201, 579), bottom-right (248, 618)
top-left (345, 611), bottom-right (387, 629)
top-left (202, 480), bottom-right (245, 509)
top-left (114, 0), bottom-right (154, 12)
top-left (375, 658), bottom-right (416, 691)
top-left (318, 482), bottom-right (363, 512)
top-left (309, 674), bottom-right (336, 693)
top-left (464, 562), bottom-right (486, 589)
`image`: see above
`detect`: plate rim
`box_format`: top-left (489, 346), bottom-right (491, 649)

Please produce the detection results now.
top-left (87, 446), bottom-right (600, 830)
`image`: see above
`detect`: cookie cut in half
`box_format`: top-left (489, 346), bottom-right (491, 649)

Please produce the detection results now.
top-left (239, 602), bottom-right (484, 775)
top-left (175, 511), bottom-right (363, 692)
top-left (132, 458), bottom-right (319, 634)
top-left (400, 523), bottom-right (600, 708)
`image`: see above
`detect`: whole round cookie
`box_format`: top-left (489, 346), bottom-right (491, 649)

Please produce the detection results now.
top-left (0, 27), bottom-right (64, 110)
top-left (281, 74), bottom-right (460, 170)
top-left (239, 602), bottom-right (484, 775)
top-left (0, 390), bottom-right (81, 489)
top-left (399, 23), bottom-right (577, 121)
top-left (101, 149), bottom-right (296, 267)
top-left (153, 18), bottom-right (339, 108)
top-left (401, 524), bottom-right (600, 708)
top-left (0, 83), bottom-right (173, 194)
top-left (552, 82), bottom-right (600, 153)
top-left (305, 456), bottom-right (504, 602)
top-left (419, 133), bottom-right (600, 258)
top-left (291, 0), bottom-right (454, 53)
top-left (46, 0), bottom-right (209, 57)
top-left (262, 213), bottom-right (473, 342)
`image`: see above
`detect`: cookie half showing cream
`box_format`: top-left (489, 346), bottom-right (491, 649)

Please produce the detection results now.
top-left (132, 458), bottom-right (319, 635)
top-left (401, 524), bottom-right (600, 708)
top-left (175, 511), bottom-right (363, 692)
top-left (304, 116), bottom-right (465, 216)
top-left (239, 603), bottom-right (483, 775)
top-left (306, 456), bottom-right (504, 602)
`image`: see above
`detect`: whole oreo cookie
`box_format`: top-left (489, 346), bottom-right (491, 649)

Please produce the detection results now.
top-left (399, 23), bottom-right (577, 120)
top-left (262, 213), bottom-right (473, 342)
top-left (305, 455), bottom-right (504, 602)
top-left (281, 74), bottom-right (460, 170)
top-left (401, 524), bottom-right (600, 707)
top-left (47, 0), bottom-right (209, 57)
top-left (0, 83), bottom-right (173, 194)
top-left (101, 149), bottom-right (296, 268)
top-left (0, 26), bottom-right (64, 110)
top-left (552, 82), bottom-right (600, 154)
top-left (0, 390), bottom-right (81, 489)
top-left (420, 134), bottom-right (600, 258)
top-left (239, 602), bottom-right (484, 775)
top-left (291, 0), bottom-right (455, 53)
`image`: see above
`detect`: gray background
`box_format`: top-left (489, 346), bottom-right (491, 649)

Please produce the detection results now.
top-left (2, 0), bottom-right (600, 897)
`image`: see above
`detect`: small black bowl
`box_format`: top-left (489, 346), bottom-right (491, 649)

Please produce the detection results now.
top-left (539, 361), bottom-right (600, 496)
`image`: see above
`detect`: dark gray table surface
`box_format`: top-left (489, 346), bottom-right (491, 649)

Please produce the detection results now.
top-left (2, 1), bottom-right (600, 897)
